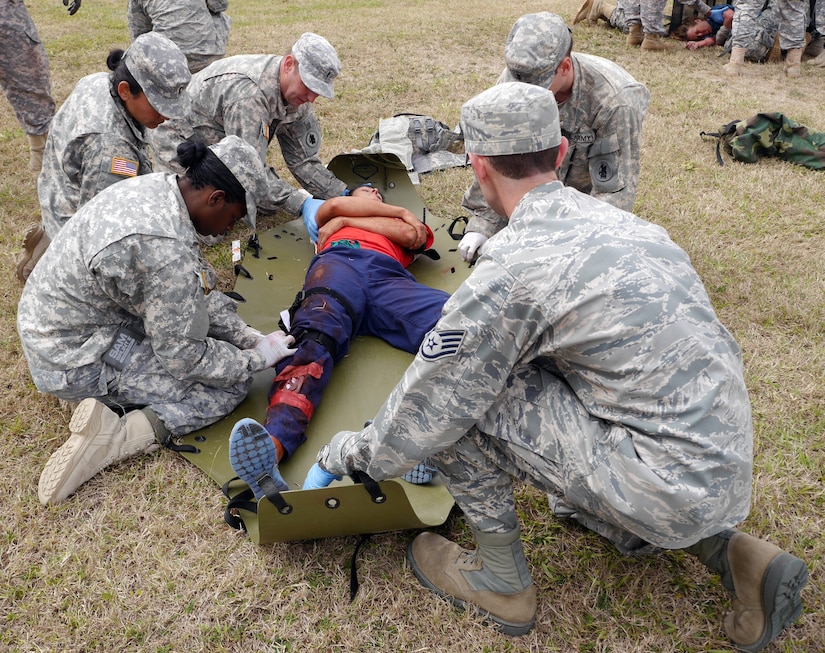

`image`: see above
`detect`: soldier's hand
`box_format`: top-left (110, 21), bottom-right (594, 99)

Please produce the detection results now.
top-left (302, 462), bottom-right (341, 490)
top-left (254, 330), bottom-right (297, 367)
top-left (457, 231), bottom-right (488, 262)
top-left (62, 0), bottom-right (82, 15)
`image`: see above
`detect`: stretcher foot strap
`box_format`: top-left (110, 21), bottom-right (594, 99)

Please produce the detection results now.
top-left (349, 533), bottom-right (373, 602)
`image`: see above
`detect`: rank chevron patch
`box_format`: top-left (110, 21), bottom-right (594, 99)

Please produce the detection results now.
top-left (420, 329), bottom-right (465, 361)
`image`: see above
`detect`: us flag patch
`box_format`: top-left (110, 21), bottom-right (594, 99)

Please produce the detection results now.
top-left (111, 157), bottom-right (138, 177)
top-left (420, 329), bottom-right (465, 361)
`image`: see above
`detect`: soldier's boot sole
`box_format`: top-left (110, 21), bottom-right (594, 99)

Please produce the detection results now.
top-left (38, 399), bottom-right (120, 504)
top-left (16, 223), bottom-right (49, 283)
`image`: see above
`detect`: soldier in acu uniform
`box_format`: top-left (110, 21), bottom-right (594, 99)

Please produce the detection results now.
top-left (149, 32), bottom-right (347, 221)
top-left (126, 0), bottom-right (233, 73)
top-left (16, 32), bottom-right (192, 283)
top-left (724, 0), bottom-right (808, 76)
top-left (18, 136), bottom-right (295, 506)
top-left (310, 82), bottom-right (808, 652)
top-left (0, 0), bottom-right (56, 171)
top-left (458, 13), bottom-right (650, 263)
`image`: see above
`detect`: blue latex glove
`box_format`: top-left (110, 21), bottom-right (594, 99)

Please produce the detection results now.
top-left (303, 462), bottom-right (341, 490)
top-left (300, 198), bottom-right (324, 243)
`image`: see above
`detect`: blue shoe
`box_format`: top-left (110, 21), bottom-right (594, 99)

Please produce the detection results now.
top-left (228, 418), bottom-right (289, 500)
top-left (402, 460), bottom-right (438, 485)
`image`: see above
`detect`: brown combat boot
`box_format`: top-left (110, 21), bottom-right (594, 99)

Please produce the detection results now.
top-left (641, 33), bottom-right (667, 50)
top-left (803, 33), bottom-right (824, 59)
top-left (407, 528), bottom-right (537, 635)
top-left (38, 399), bottom-right (160, 504)
top-left (16, 223), bottom-right (50, 283)
top-left (626, 23), bottom-right (644, 46)
top-left (687, 530), bottom-right (808, 652)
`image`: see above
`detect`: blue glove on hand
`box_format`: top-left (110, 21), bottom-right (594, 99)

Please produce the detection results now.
top-left (303, 462), bottom-right (342, 490)
top-left (300, 198), bottom-right (324, 243)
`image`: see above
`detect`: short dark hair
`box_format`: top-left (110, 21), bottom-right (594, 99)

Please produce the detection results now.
top-left (106, 49), bottom-right (142, 96)
top-left (485, 146), bottom-right (560, 179)
top-left (670, 16), bottom-right (703, 41)
top-left (176, 141), bottom-right (246, 205)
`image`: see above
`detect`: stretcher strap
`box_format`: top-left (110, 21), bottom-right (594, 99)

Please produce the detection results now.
top-left (349, 534), bottom-right (373, 602)
top-left (350, 470), bottom-right (386, 504)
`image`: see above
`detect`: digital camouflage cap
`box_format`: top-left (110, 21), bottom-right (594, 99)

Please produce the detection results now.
top-left (502, 12), bottom-right (572, 89)
top-left (292, 33), bottom-right (341, 99)
top-left (123, 32), bottom-right (191, 120)
top-left (208, 135), bottom-right (267, 228)
top-left (461, 82), bottom-right (561, 156)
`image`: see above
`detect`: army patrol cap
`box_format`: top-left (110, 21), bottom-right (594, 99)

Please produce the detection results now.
top-left (292, 32), bottom-right (341, 99)
top-left (461, 82), bottom-right (561, 156)
top-left (123, 32), bottom-right (191, 120)
top-left (502, 12), bottom-right (572, 88)
top-left (208, 136), bottom-right (267, 228)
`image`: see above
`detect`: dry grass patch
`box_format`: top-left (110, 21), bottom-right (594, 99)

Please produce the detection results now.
top-left (1, 1), bottom-right (823, 651)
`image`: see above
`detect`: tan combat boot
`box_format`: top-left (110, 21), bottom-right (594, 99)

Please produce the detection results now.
top-left (28, 132), bottom-right (47, 173)
top-left (784, 48), bottom-right (802, 77)
top-left (641, 33), bottom-right (667, 50)
top-left (723, 46), bottom-right (747, 76)
top-left (809, 49), bottom-right (825, 67)
top-left (407, 527), bottom-right (537, 635)
top-left (626, 23), bottom-right (644, 46)
top-left (687, 530), bottom-right (808, 652)
top-left (38, 399), bottom-right (160, 504)
top-left (588, 0), bottom-right (617, 25)
top-left (15, 223), bottom-right (50, 283)
top-left (573, 0), bottom-right (594, 25)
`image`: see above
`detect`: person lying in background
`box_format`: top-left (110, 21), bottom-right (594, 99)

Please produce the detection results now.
top-left (671, 5), bottom-right (735, 50)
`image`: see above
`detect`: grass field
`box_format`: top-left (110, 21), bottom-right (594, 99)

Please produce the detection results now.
top-left (1, 1), bottom-right (822, 651)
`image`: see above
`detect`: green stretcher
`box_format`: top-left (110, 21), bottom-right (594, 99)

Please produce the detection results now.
top-left (177, 153), bottom-right (471, 543)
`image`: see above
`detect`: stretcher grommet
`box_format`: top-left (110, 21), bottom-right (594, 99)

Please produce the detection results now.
top-left (325, 497), bottom-right (340, 509)
top-left (194, 435), bottom-right (206, 442)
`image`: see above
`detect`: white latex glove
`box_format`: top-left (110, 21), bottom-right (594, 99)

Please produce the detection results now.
top-left (457, 231), bottom-right (488, 262)
top-left (254, 330), bottom-right (297, 367)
